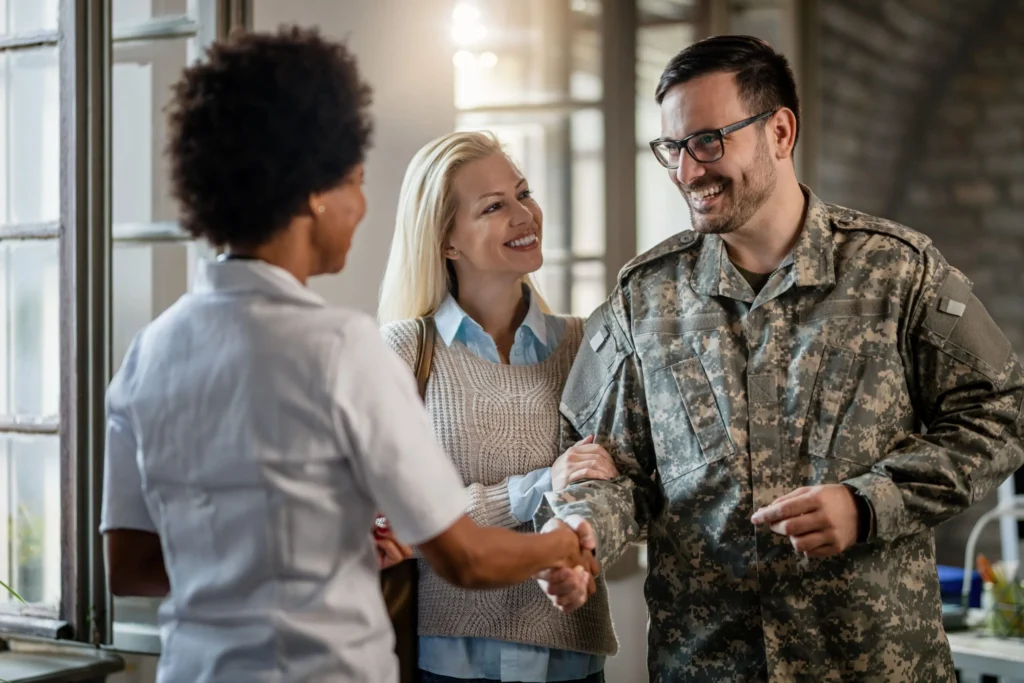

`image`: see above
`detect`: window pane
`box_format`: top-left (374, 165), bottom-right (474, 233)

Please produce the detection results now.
top-left (113, 0), bottom-right (190, 25)
top-left (571, 109), bottom-right (604, 257)
top-left (636, 21), bottom-right (694, 256)
top-left (636, 23), bottom-right (695, 147)
top-left (0, 0), bottom-right (58, 35)
top-left (452, 0), bottom-right (601, 109)
top-left (730, 4), bottom-right (791, 58)
top-left (109, 241), bottom-right (206, 639)
top-left (570, 260), bottom-right (605, 317)
top-left (113, 37), bottom-right (190, 226)
top-left (0, 48), bottom-right (60, 225)
top-left (110, 12), bottom-right (217, 650)
top-left (637, 150), bottom-right (690, 253)
top-left (113, 242), bottom-right (207, 370)
top-left (569, 1), bottom-right (600, 102)
top-left (533, 264), bottom-right (568, 315)
top-left (112, 595), bottom-right (162, 651)
top-left (0, 241), bottom-right (60, 418)
top-left (0, 434), bottom-right (60, 610)
top-left (638, 0), bottom-right (697, 22)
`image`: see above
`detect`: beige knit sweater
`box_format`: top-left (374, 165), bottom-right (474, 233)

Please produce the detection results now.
top-left (380, 316), bottom-right (617, 656)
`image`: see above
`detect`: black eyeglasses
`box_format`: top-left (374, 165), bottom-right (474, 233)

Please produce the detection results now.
top-left (649, 110), bottom-right (776, 169)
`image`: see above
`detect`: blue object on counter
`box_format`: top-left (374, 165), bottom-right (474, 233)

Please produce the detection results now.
top-left (937, 564), bottom-right (982, 608)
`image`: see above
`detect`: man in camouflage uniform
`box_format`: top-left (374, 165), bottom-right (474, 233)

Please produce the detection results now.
top-left (537, 36), bottom-right (1024, 682)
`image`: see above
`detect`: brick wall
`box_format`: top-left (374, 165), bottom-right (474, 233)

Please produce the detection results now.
top-left (818, 0), bottom-right (1024, 567)
top-left (892, 8), bottom-right (1024, 352)
top-left (816, 0), bottom-right (999, 216)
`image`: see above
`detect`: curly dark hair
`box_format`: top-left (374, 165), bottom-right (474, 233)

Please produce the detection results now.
top-left (167, 26), bottom-right (373, 247)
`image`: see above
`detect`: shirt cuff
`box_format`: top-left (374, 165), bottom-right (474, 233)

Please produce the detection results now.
top-left (508, 467), bottom-right (553, 524)
top-left (843, 482), bottom-right (876, 544)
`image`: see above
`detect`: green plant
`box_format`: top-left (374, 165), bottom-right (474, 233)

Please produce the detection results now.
top-left (14, 505), bottom-right (43, 567)
top-left (0, 505), bottom-right (39, 605)
top-left (0, 577), bottom-right (23, 604)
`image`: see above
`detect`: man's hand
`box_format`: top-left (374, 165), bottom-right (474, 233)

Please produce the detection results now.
top-left (551, 435), bottom-right (620, 491)
top-left (750, 485), bottom-right (859, 558)
top-left (536, 514), bottom-right (599, 613)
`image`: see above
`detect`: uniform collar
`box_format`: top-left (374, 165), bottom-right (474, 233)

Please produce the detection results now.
top-left (193, 258), bottom-right (327, 308)
top-left (691, 184), bottom-right (835, 299)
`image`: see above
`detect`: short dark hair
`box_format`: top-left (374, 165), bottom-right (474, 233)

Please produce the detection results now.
top-left (167, 26), bottom-right (373, 247)
top-left (655, 35), bottom-right (799, 145)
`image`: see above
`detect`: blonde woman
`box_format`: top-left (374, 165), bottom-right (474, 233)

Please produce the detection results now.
top-left (377, 131), bottom-right (618, 683)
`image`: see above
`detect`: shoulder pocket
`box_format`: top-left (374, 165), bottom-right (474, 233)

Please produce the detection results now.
top-left (561, 306), bottom-right (628, 427)
top-left (922, 272), bottom-right (1012, 381)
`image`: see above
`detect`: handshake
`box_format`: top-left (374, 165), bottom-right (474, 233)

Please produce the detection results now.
top-left (374, 513), bottom-right (600, 612)
top-left (535, 515), bottom-right (601, 614)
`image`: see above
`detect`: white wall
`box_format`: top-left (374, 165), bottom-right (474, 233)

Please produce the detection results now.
top-left (257, 0), bottom-right (458, 314)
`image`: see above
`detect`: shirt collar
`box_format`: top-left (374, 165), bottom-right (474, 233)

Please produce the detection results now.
top-left (787, 186), bottom-right (835, 289)
top-left (691, 184), bottom-right (834, 298)
top-left (434, 283), bottom-right (547, 348)
top-left (520, 285), bottom-right (549, 347)
top-left (193, 259), bottom-right (327, 308)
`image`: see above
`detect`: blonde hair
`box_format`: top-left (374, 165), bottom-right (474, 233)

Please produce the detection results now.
top-left (378, 130), bottom-right (548, 324)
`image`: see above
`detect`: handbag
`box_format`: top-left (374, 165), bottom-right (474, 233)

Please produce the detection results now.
top-left (379, 316), bottom-right (435, 683)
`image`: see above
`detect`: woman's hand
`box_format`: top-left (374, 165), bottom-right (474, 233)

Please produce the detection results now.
top-left (376, 536), bottom-right (414, 569)
top-left (551, 435), bottom-right (619, 491)
top-left (373, 514), bottom-right (413, 570)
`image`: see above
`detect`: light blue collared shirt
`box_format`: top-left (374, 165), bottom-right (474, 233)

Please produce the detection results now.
top-left (419, 287), bottom-right (604, 682)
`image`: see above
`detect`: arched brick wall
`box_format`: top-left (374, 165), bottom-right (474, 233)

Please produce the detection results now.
top-left (817, 0), bottom-right (1023, 567)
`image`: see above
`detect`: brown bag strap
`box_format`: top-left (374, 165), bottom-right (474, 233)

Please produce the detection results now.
top-left (413, 316), bottom-right (435, 401)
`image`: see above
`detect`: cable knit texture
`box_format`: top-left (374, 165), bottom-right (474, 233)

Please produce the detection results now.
top-left (381, 316), bottom-right (617, 656)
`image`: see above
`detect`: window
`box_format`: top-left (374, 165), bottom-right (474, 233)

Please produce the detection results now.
top-left (452, 0), bottom-right (608, 316)
top-left (109, 0), bottom-right (244, 654)
top-left (635, 2), bottom-right (696, 253)
top-left (0, 0), bottom-right (64, 628)
top-left (0, 0), bottom-right (248, 648)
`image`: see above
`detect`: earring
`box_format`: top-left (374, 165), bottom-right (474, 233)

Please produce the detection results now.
top-left (316, 205), bottom-right (326, 214)
top-left (446, 248), bottom-right (459, 258)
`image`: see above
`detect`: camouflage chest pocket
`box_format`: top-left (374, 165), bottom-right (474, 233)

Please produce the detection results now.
top-left (648, 353), bottom-right (736, 481)
top-left (805, 344), bottom-right (909, 472)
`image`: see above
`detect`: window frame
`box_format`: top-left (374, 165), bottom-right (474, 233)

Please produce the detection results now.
top-left (0, 0), bottom-right (249, 647)
top-left (100, 0), bottom-right (251, 653)
top-left (0, 0), bottom-right (73, 642)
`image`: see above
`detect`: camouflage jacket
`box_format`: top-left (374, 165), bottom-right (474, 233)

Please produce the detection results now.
top-left (543, 189), bottom-right (1024, 682)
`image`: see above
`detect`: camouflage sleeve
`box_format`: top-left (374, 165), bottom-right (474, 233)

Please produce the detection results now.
top-left (844, 248), bottom-right (1024, 542)
top-left (535, 288), bottom-right (661, 570)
